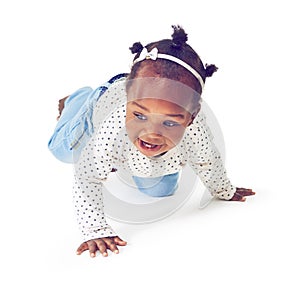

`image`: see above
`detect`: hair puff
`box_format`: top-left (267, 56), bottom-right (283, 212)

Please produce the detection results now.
top-left (205, 64), bottom-right (218, 77)
top-left (129, 42), bottom-right (144, 54)
top-left (171, 25), bottom-right (188, 49)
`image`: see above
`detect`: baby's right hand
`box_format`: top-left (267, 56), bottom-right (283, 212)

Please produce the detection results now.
top-left (76, 236), bottom-right (127, 258)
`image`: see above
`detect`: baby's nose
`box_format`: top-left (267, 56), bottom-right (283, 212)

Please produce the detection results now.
top-left (144, 121), bottom-right (163, 135)
top-left (141, 130), bottom-right (164, 145)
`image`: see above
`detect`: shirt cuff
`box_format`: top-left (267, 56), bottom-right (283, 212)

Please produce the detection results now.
top-left (215, 185), bottom-right (236, 200)
top-left (81, 225), bottom-right (117, 242)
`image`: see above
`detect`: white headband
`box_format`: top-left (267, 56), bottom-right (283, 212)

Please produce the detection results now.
top-left (132, 47), bottom-right (205, 90)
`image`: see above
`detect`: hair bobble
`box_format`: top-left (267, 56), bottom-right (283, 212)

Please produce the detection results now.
top-left (129, 42), bottom-right (144, 54)
top-left (171, 25), bottom-right (188, 49)
top-left (205, 64), bottom-right (218, 78)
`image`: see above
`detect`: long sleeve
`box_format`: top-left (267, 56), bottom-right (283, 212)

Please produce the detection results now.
top-left (73, 134), bottom-right (117, 242)
top-left (71, 76), bottom-right (129, 242)
top-left (186, 113), bottom-right (236, 200)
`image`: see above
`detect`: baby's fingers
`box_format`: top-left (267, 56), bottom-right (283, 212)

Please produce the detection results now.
top-left (76, 237), bottom-right (127, 258)
top-left (86, 240), bottom-right (99, 258)
top-left (102, 237), bottom-right (120, 254)
top-left (236, 188), bottom-right (255, 196)
top-left (230, 187), bottom-right (255, 201)
top-left (76, 242), bottom-right (89, 255)
top-left (112, 236), bottom-right (127, 246)
top-left (94, 240), bottom-right (109, 257)
top-left (230, 192), bottom-right (246, 202)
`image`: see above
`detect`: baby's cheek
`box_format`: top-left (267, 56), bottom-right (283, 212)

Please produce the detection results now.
top-left (125, 118), bottom-right (139, 141)
top-left (164, 127), bottom-right (186, 145)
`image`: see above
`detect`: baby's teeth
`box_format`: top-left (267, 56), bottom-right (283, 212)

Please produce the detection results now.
top-left (143, 141), bottom-right (155, 148)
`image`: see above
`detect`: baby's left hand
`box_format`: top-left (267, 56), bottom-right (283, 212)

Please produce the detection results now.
top-left (230, 188), bottom-right (255, 202)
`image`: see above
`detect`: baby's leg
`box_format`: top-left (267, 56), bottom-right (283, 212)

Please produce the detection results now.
top-left (55, 87), bottom-right (93, 126)
top-left (48, 87), bottom-right (95, 163)
top-left (48, 73), bottom-right (128, 163)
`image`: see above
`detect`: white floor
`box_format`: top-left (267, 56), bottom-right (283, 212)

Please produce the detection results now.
top-left (1, 1), bottom-right (299, 299)
top-left (2, 162), bottom-right (298, 300)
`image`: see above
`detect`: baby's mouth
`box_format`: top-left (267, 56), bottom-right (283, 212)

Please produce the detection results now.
top-left (138, 138), bottom-right (163, 152)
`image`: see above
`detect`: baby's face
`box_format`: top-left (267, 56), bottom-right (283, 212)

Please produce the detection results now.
top-left (125, 98), bottom-right (194, 157)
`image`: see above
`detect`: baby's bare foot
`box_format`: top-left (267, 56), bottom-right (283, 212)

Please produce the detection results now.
top-left (56, 96), bottom-right (69, 120)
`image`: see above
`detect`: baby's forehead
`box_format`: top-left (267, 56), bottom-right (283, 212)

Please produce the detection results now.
top-left (126, 77), bottom-right (200, 113)
top-left (129, 98), bottom-right (191, 114)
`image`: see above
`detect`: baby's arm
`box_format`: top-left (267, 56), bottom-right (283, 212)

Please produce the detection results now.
top-left (73, 136), bottom-right (127, 257)
top-left (187, 114), bottom-right (254, 201)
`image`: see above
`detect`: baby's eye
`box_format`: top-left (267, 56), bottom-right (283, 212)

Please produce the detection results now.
top-left (163, 120), bottom-right (180, 127)
top-left (133, 112), bottom-right (147, 121)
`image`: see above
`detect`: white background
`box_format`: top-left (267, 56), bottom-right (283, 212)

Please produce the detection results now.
top-left (1, 0), bottom-right (299, 299)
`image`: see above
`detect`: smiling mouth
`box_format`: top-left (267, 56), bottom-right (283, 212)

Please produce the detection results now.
top-left (138, 138), bottom-right (163, 152)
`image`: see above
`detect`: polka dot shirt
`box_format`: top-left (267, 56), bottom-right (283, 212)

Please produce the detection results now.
top-left (73, 78), bottom-right (236, 242)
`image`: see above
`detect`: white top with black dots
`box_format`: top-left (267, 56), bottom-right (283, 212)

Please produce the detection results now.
top-left (73, 78), bottom-right (236, 242)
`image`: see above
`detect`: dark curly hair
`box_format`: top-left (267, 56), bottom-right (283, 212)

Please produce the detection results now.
top-left (128, 25), bottom-right (218, 94)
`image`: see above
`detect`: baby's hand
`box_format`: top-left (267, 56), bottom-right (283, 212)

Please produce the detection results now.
top-left (230, 187), bottom-right (255, 202)
top-left (76, 236), bottom-right (127, 258)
